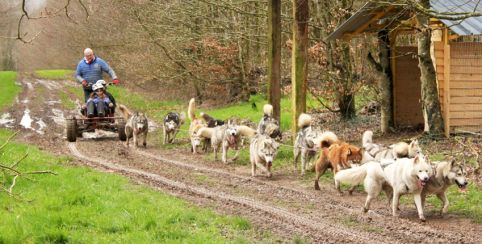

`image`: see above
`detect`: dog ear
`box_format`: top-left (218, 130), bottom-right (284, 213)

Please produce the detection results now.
top-left (450, 158), bottom-right (456, 167)
top-left (413, 155), bottom-right (419, 164)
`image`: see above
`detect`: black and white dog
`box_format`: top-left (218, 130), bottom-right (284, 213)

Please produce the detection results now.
top-left (163, 112), bottom-right (185, 144)
top-left (201, 112), bottom-right (225, 128)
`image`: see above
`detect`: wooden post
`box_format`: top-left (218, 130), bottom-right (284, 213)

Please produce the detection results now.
top-left (268, 0), bottom-right (281, 121)
top-left (291, 0), bottom-right (309, 141)
top-left (443, 28), bottom-right (451, 137)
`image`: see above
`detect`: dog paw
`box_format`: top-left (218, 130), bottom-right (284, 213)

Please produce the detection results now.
top-left (362, 207), bottom-right (369, 213)
top-left (267, 173), bottom-right (272, 178)
top-left (419, 217), bottom-right (426, 222)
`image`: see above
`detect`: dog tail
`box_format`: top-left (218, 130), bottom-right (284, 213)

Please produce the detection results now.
top-left (320, 131), bottom-right (338, 148)
top-left (391, 142), bottom-right (409, 158)
top-left (118, 104), bottom-right (132, 120)
top-left (263, 104), bottom-right (273, 117)
top-left (200, 112), bottom-right (214, 122)
top-left (297, 113), bottom-right (312, 129)
top-left (237, 125), bottom-right (257, 138)
top-left (188, 98), bottom-right (196, 120)
top-left (334, 163), bottom-right (369, 188)
top-left (362, 130), bottom-right (373, 148)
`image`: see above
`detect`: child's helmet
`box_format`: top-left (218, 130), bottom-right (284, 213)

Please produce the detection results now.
top-left (96, 79), bottom-right (106, 87)
top-left (92, 83), bottom-right (104, 91)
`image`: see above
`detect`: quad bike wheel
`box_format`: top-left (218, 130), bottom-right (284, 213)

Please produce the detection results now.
top-left (117, 119), bottom-right (127, 141)
top-left (66, 117), bottom-right (78, 142)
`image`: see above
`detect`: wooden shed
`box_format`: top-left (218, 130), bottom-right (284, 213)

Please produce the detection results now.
top-left (327, 1), bottom-right (482, 136)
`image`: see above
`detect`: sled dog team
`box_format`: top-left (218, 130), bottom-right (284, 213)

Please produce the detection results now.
top-left (187, 98), bottom-right (280, 178)
top-left (126, 98), bottom-right (468, 222)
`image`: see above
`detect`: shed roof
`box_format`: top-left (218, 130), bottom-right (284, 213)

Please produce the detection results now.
top-left (432, 1), bottom-right (482, 36)
top-left (326, 0), bottom-right (482, 41)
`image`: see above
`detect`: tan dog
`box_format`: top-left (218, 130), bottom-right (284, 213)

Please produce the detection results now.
top-left (188, 98), bottom-right (207, 153)
top-left (314, 142), bottom-right (362, 190)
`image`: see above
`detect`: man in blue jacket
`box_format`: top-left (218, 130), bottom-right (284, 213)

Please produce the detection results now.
top-left (76, 48), bottom-right (120, 102)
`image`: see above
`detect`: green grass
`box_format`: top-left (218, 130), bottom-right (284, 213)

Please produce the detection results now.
top-left (0, 129), bottom-right (264, 243)
top-left (34, 70), bottom-right (74, 80)
top-left (0, 71), bottom-right (21, 110)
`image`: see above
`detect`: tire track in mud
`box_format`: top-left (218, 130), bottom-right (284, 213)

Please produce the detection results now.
top-left (69, 141), bottom-right (478, 243)
top-left (133, 149), bottom-right (478, 243)
top-left (68, 142), bottom-right (389, 243)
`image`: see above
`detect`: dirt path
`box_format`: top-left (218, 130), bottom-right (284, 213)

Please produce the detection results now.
top-left (1, 77), bottom-right (480, 243)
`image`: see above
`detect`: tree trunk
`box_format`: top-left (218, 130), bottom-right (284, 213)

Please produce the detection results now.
top-left (338, 43), bottom-right (356, 120)
top-left (367, 30), bottom-right (394, 133)
top-left (291, 0), bottom-right (309, 139)
top-left (378, 31), bottom-right (394, 133)
top-left (268, 0), bottom-right (281, 121)
top-left (416, 0), bottom-right (444, 135)
top-left (338, 94), bottom-right (355, 120)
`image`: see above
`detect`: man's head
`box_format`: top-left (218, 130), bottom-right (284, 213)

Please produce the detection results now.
top-left (84, 48), bottom-right (94, 63)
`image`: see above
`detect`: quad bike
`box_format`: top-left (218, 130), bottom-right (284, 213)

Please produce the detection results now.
top-left (66, 107), bottom-right (126, 142)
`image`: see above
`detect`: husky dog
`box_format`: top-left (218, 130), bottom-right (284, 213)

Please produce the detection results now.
top-left (362, 130), bottom-right (420, 162)
top-left (163, 112), bottom-right (185, 144)
top-left (257, 104), bottom-right (282, 140)
top-left (207, 121), bottom-right (241, 163)
top-left (314, 142), bottom-right (362, 190)
top-left (335, 155), bottom-right (433, 221)
top-left (118, 104), bottom-right (148, 148)
top-left (422, 160), bottom-right (468, 215)
top-left (200, 112), bottom-right (225, 127)
top-left (294, 113), bottom-right (339, 175)
top-left (188, 98), bottom-right (207, 153)
top-left (250, 134), bottom-right (279, 178)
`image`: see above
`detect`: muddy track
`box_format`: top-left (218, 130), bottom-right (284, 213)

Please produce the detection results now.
top-left (68, 142), bottom-right (384, 243)
top-left (2, 78), bottom-right (480, 243)
top-left (70, 140), bottom-right (478, 243)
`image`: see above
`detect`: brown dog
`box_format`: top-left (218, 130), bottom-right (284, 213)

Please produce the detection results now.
top-left (314, 142), bottom-right (362, 190)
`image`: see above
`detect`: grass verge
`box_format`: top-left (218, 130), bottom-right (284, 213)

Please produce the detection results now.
top-left (0, 129), bottom-right (265, 242)
top-left (0, 71), bottom-right (21, 110)
top-left (34, 70), bottom-right (74, 80)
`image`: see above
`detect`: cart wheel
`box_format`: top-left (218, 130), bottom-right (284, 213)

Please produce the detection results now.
top-left (118, 119), bottom-right (127, 141)
top-left (66, 117), bottom-right (78, 142)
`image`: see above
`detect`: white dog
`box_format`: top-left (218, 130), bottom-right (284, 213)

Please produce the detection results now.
top-left (335, 155), bottom-right (433, 221)
top-left (362, 130), bottom-right (420, 162)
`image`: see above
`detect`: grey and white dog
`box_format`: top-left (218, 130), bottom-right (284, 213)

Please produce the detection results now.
top-left (293, 113), bottom-right (338, 175)
top-left (119, 105), bottom-right (148, 148)
top-left (250, 134), bottom-right (279, 178)
top-left (362, 130), bottom-right (420, 162)
top-left (422, 160), bottom-right (468, 215)
top-left (209, 121), bottom-right (241, 163)
top-left (257, 104), bottom-right (282, 140)
top-left (163, 112), bottom-right (185, 144)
